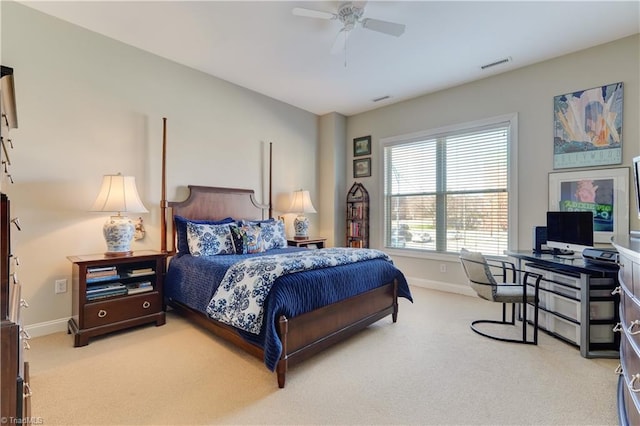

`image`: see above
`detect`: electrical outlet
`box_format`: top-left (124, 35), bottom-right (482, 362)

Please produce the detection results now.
top-left (55, 278), bottom-right (67, 294)
top-left (439, 264), bottom-right (447, 273)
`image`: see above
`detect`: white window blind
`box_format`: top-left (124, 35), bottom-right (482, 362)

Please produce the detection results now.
top-left (383, 121), bottom-right (510, 256)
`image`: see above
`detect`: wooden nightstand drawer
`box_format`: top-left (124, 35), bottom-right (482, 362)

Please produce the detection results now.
top-left (83, 292), bottom-right (161, 329)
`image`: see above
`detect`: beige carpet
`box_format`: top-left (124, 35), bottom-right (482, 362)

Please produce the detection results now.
top-left (26, 286), bottom-right (619, 425)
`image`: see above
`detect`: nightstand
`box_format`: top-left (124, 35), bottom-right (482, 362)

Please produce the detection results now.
top-left (287, 237), bottom-right (327, 249)
top-left (67, 250), bottom-right (166, 347)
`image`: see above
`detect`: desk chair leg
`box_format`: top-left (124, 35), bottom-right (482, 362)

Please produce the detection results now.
top-left (471, 302), bottom-right (537, 345)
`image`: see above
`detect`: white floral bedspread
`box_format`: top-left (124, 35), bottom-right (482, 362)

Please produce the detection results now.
top-left (205, 248), bottom-right (392, 334)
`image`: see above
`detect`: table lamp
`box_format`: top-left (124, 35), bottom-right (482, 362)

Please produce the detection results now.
top-left (90, 173), bottom-right (148, 256)
top-left (289, 189), bottom-right (316, 239)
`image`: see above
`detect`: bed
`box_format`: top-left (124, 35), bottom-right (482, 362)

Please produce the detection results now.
top-left (159, 122), bottom-right (412, 388)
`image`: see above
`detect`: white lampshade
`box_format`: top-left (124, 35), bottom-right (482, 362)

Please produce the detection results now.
top-left (289, 190), bottom-right (316, 239)
top-left (288, 190), bottom-right (316, 214)
top-left (91, 174), bottom-right (148, 214)
top-left (91, 173), bottom-right (148, 256)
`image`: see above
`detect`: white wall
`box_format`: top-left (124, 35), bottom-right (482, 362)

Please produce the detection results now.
top-left (346, 34), bottom-right (640, 293)
top-left (1, 2), bottom-right (319, 333)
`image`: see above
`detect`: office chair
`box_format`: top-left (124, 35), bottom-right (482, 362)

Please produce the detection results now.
top-left (459, 248), bottom-right (541, 345)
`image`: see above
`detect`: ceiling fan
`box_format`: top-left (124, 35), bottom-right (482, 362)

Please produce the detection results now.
top-left (292, 1), bottom-right (406, 55)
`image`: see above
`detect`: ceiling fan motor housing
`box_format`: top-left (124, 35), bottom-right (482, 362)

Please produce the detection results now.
top-left (338, 3), bottom-right (364, 31)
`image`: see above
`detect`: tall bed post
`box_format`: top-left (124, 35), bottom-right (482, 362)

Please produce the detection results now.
top-left (160, 117), bottom-right (168, 254)
top-left (159, 119), bottom-right (274, 252)
top-left (268, 142), bottom-right (273, 219)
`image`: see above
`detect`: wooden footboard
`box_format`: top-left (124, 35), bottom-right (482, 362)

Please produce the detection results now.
top-left (166, 279), bottom-right (399, 388)
top-left (276, 280), bottom-right (398, 388)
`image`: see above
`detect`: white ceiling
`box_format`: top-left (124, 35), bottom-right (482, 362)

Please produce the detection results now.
top-left (20, 1), bottom-right (640, 116)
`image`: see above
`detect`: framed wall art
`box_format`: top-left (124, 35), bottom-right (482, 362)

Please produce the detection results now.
top-left (353, 136), bottom-right (371, 157)
top-left (553, 82), bottom-right (623, 169)
top-left (353, 158), bottom-right (371, 178)
top-left (549, 167), bottom-right (629, 243)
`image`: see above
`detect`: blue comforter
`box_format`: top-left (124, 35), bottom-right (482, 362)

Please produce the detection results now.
top-left (164, 248), bottom-right (412, 370)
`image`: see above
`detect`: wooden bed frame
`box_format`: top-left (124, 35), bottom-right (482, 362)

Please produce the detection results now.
top-left (159, 120), bottom-right (400, 388)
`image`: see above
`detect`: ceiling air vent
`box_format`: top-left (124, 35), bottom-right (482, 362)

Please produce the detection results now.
top-left (372, 95), bottom-right (391, 103)
top-left (480, 57), bottom-right (511, 70)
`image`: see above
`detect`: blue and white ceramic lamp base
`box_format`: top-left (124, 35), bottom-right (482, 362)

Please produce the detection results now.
top-left (103, 215), bottom-right (135, 256)
top-left (294, 215), bottom-right (310, 239)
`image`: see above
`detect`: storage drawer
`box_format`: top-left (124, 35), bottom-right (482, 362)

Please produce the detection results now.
top-left (622, 292), bottom-right (640, 348)
top-left (550, 314), bottom-right (580, 345)
top-left (550, 271), bottom-right (581, 289)
top-left (83, 292), bottom-right (161, 329)
top-left (619, 252), bottom-right (635, 297)
top-left (548, 292), bottom-right (580, 322)
top-left (635, 260), bottom-right (640, 301)
top-left (549, 281), bottom-right (581, 300)
top-left (527, 304), bottom-right (580, 345)
top-left (622, 376), bottom-right (640, 426)
top-left (590, 301), bottom-right (615, 320)
top-left (590, 324), bottom-right (615, 343)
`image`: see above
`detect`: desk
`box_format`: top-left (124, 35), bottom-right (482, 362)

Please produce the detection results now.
top-left (507, 250), bottom-right (619, 358)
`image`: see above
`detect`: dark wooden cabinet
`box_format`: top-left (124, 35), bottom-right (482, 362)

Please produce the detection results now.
top-left (613, 238), bottom-right (640, 424)
top-left (67, 251), bottom-right (166, 347)
top-left (346, 182), bottom-right (369, 248)
top-left (1, 193), bottom-right (30, 422)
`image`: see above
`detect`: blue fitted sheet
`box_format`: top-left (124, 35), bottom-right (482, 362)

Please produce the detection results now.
top-left (164, 248), bottom-right (412, 370)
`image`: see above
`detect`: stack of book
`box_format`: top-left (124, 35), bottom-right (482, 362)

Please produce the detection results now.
top-left (125, 267), bottom-right (154, 278)
top-left (86, 283), bottom-right (127, 301)
top-left (86, 266), bottom-right (119, 284)
top-left (126, 281), bottom-right (153, 295)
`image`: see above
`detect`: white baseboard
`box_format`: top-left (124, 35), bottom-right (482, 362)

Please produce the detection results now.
top-left (408, 277), bottom-right (476, 298)
top-left (24, 279), bottom-right (473, 338)
top-left (25, 318), bottom-right (69, 338)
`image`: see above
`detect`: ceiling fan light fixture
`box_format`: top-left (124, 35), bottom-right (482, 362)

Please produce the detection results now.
top-left (292, 1), bottom-right (407, 57)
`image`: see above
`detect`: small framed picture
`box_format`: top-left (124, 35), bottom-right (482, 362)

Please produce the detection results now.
top-left (353, 136), bottom-right (371, 157)
top-left (353, 158), bottom-right (371, 178)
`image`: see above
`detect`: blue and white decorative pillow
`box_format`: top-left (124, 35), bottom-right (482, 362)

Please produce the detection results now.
top-left (174, 215), bottom-right (234, 254)
top-left (241, 224), bottom-right (265, 254)
top-left (259, 219), bottom-right (287, 250)
top-left (186, 222), bottom-right (235, 256)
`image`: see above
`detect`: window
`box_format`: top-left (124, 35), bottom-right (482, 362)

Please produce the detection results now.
top-left (382, 116), bottom-right (515, 256)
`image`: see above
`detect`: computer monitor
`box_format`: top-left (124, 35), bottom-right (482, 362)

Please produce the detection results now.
top-left (546, 211), bottom-right (594, 254)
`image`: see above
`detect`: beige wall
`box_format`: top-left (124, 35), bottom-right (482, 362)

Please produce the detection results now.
top-left (2, 2), bottom-right (638, 334)
top-left (346, 34), bottom-right (640, 293)
top-left (1, 2), bottom-right (319, 334)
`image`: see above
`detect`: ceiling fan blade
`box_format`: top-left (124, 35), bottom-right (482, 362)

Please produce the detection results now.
top-left (292, 7), bottom-right (336, 20)
top-left (330, 28), bottom-right (351, 55)
top-left (361, 18), bottom-right (406, 37)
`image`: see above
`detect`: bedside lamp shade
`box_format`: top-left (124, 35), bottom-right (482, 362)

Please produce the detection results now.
top-left (288, 189), bottom-right (316, 239)
top-left (91, 173), bottom-right (148, 256)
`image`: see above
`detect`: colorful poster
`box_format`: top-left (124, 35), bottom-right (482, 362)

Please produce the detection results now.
top-left (553, 82), bottom-right (623, 169)
top-left (558, 178), bottom-right (614, 232)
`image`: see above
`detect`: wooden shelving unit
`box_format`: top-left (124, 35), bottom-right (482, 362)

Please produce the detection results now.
top-left (346, 182), bottom-right (369, 248)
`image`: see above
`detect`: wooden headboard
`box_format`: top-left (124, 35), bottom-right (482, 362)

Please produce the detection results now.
top-left (159, 118), bottom-right (271, 253)
top-left (169, 185), bottom-right (265, 221)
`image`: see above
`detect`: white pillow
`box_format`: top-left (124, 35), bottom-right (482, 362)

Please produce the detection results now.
top-left (186, 222), bottom-right (235, 256)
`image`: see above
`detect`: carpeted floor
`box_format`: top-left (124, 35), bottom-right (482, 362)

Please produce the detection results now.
top-left (26, 286), bottom-right (619, 425)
